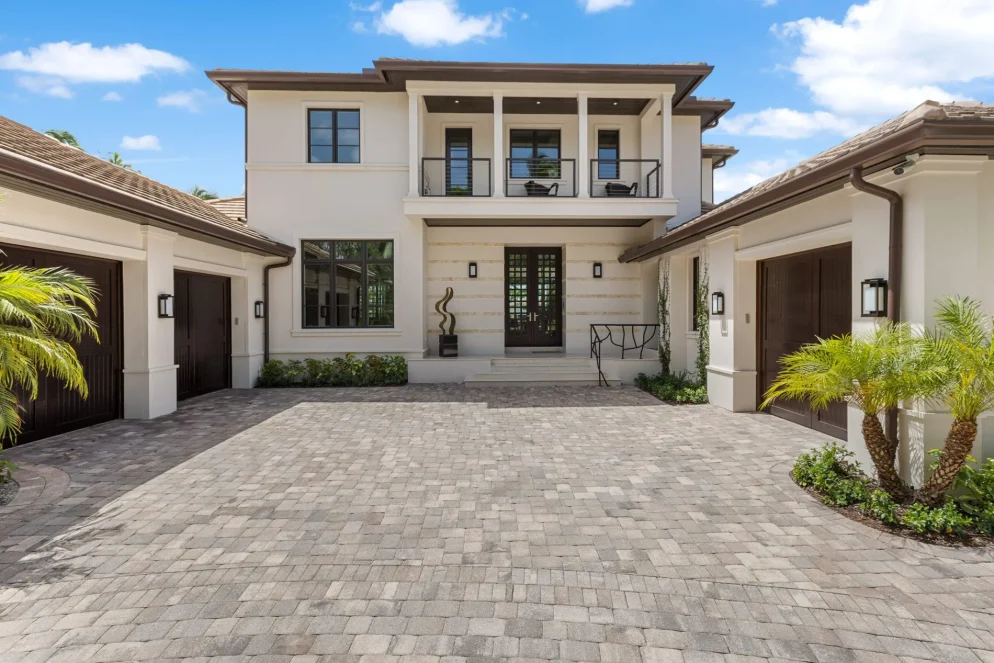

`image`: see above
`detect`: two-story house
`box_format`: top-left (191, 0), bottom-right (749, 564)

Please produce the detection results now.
top-left (208, 58), bottom-right (733, 385)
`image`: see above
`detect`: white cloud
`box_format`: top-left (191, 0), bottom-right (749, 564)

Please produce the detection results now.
top-left (102, 91), bottom-right (122, 102)
top-left (762, 0), bottom-right (778, 6)
top-left (157, 89), bottom-right (207, 112)
top-left (120, 135), bottom-right (161, 151)
top-left (16, 76), bottom-right (73, 99)
top-left (777, 0), bottom-right (994, 116)
top-left (713, 157), bottom-right (792, 201)
top-left (720, 108), bottom-right (866, 139)
top-left (0, 41), bottom-right (189, 83)
top-left (350, 1), bottom-right (381, 10)
top-left (374, 0), bottom-right (506, 46)
top-left (351, 21), bottom-right (369, 33)
top-left (580, 0), bottom-right (633, 11)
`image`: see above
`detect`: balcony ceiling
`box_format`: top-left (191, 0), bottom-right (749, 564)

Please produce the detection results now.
top-left (423, 96), bottom-right (651, 116)
top-left (423, 217), bottom-right (652, 227)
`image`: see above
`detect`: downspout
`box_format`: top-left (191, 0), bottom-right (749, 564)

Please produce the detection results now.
top-left (263, 257), bottom-right (293, 364)
top-left (849, 166), bottom-right (903, 444)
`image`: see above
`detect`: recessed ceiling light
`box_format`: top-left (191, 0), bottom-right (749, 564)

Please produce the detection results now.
top-left (454, 99), bottom-right (460, 104)
top-left (536, 100), bottom-right (541, 105)
top-left (613, 101), bottom-right (618, 106)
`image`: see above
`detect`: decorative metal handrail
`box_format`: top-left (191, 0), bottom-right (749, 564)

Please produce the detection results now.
top-left (421, 157), bottom-right (492, 197)
top-left (505, 158), bottom-right (577, 197)
top-left (589, 324), bottom-right (660, 386)
top-left (588, 159), bottom-right (661, 198)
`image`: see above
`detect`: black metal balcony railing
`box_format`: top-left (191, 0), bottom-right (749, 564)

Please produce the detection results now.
top-left (505, 158), bottom-right (577, 197)
top-left (421, 158), bottom-right (492, 197)
top-left (589, 159), bottom-right (661, 198)
top-left (590, 324), bottom-right (660, 386)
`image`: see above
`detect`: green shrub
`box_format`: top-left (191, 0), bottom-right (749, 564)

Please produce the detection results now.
top-left (256, 355), bottom-right (407, 388)
top-left (901, 502), bottom-right (973, 536)
top-left (949, 457), bottom-right (994, 534)
top-left (861, 489), bottom-right (899, 525)
top-left (635, 371), bottom-right (708, 404)
top-left (792, 442), bottom-right (869, 506)
top-left (0, 458), bottom-right (16, 484)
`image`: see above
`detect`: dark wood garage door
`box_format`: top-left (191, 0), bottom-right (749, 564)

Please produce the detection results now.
top-left (758, 243), bottom-right (851, 440)
top-left (174, 271), bottom-right (231, 400)
top-left (0, 243), bottom-right (122, 444)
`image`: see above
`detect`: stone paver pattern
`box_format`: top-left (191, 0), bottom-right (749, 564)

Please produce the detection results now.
top-left (1, 385), bottom-right (994, 662)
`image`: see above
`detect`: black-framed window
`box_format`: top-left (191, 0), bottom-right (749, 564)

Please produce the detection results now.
top-left (308, 109), bottom-right (360, 163)
top-left (302, 240), bottom-right (393, 328)
top-left (691, 256), bottom-right (700, 332)
top-left (597, 129), bottom-right (620, 179)
top-left (510, 129), bottom-right (561, 179)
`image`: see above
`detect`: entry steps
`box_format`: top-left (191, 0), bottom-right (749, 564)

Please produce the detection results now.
top-left (464, 356), bottom-right (620, 387)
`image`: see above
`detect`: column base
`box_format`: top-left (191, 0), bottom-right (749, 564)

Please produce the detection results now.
top-left (232, 352), bottom-right (265, 389)
top-left (706, 366), bottom-right (757, 412)
top-left (123, 365), bottom-right (178, 419)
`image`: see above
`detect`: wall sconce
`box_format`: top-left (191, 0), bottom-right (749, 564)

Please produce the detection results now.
top-left (468, 262), bottom-right (478, 278)
top-left (157, 293), bottom-right (174, 319)
top-left (711, 291), bottom-right (725, 316)
top-left (861, 278), bottom-right (888, 317)
top-left (593, 262), bottom-right (603, 279)
top-left (254, 301), bottom-right (265, 318)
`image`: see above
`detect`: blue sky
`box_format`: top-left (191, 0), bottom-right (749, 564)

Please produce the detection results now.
top-left (1, 0), bottom-right (991, 200)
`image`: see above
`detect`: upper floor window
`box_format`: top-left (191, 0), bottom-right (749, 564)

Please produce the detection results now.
top-left (510, 129), bottom-right (561, 179)
top-left (308, 109), bottom-right (360, 164)
top-left (302, 240), bottom-right (393, 328)
top-left (597, 130), bottom-right (620, 179)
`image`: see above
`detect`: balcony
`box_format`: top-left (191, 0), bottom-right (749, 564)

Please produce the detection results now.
top-left (505, 158), bottom-right (577, 198)
top-left (421, 158), bottom-right (492, 197)
top-left (589, 160), bottom-right (661, 198)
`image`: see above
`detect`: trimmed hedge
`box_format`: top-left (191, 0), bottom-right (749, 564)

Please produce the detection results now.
top-left (256, 354), bottom-right (407, 388)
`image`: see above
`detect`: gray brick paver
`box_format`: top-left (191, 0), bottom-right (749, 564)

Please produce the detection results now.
top-left (0, 386), bottom-right (992, 662)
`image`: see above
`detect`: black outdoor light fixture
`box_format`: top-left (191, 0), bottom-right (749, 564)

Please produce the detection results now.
top-left (711, 291), bottom-right (725, 316)
top-left (861, 278), bottom-right (888, 317)
top-left (157, 293), bottom-right (174, 319)
top-left (593, 262), bottom-right (603, 278)
top-left (468, 262), bottom-right (478, 278)
top-left (254, 301), bottom-right (265, 318)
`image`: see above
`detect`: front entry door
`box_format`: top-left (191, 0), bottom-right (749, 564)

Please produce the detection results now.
top-left (505, 247), bottom-right (563, 348)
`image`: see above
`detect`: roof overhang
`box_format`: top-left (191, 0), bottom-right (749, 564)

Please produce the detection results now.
top-left (620, 119), bottom-right (994, 263)
top-left (675, 98), bottom-right (735, 129)
top-left (702, 144), bottom-right (739, 168)
top-left (0, 149), bottom-right (294, 257)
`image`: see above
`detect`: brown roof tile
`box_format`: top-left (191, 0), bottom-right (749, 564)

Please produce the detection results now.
top-left (0, 115), bottom-right (291, 256)
top-left (207, 195), bottom-right (246, 223)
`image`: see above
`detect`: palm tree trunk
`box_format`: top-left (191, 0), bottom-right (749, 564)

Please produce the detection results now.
top-left (918, 418), bottom-right (977, 507)
top-left (862, 414), bottom-right (911, 501)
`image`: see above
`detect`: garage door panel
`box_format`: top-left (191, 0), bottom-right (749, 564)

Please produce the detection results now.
top-left (759, 244), bottom-right (851, 441)
top-left (174, 271), bottom-right (231, 401)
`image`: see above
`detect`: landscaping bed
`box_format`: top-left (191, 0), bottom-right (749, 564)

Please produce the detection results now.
top-left (794, 442), bottom-right (994, 547)
top-left (635, 371), bottom-right (708, 404)
top-left (256, 355), bottom-right (407, 388)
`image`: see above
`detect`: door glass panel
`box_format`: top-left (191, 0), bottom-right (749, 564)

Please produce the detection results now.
top-left (335, 263), bottom-right (362, 327)
top-left (446, 128), bottom-right (472, 195)
top-left (506, 251), bottom-right (528, 337)
top-left (535, 251), bottom-right (559, 335)
top-left (365, 264), bottom-right (394, 327)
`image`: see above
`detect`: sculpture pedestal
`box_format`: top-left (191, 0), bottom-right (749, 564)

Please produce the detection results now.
top-left (439, 334), bottom-right (458, 358)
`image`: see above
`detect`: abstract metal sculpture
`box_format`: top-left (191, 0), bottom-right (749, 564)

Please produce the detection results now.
top-left (434, 287), bottom-right (456, 335)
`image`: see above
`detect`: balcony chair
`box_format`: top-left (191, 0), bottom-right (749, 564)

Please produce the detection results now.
top-left (605, 181), bottom-right (638, 197)
top-left (524, 180), bottom-right (560, 196)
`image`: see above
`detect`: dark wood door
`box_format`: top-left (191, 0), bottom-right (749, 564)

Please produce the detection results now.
top-left (505, 247), bottom-right (563, 348)
top-left (759, 243), bottom-right (851, 440)
top-left (174, 271), bottom-right (231, 400)
top-left (0, 243), bottom-right (122, 445)
top-left (445, 128), bottom-right (472, 196)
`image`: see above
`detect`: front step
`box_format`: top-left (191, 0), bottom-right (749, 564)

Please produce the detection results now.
top-left (465, 357), bottom-right (620, 387)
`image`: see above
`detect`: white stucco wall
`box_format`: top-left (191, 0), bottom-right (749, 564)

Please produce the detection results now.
top-left (701, 158), bottom-right (713, 204)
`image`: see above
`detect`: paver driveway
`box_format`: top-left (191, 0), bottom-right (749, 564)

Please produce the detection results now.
top-left (1, 386), bottom-right (994, 663)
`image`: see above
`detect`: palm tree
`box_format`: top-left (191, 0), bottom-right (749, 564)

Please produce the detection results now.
top-left (105, 152), bottom-right (140, 173)
top-left (0, 266), bottom-right (99, 445)
top-left (918, 297), bottom-right (994, 505)
top-left (762, 323), bottom-right (940, 500)
top-left (44, 129), bottom-right (82, 150)
top-left (189, 185), bottom-right (219, 200)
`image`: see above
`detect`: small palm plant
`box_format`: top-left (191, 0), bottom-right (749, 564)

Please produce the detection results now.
top-left (188, 185), bottom-right (219, 200)
top-left (917, 297), bottom-right (994, 505)
top-left (0, 266), bottom-right (99, 445)
top-left (762, 323), bottom-right (939, 501)
top-left (105, 152), bottom-right (139, 173)
top-left (44, 129), bottom-right (82, 150)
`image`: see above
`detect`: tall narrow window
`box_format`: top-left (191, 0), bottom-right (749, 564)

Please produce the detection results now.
top-left (302, 240), bottom-right (393, 328)
top-left (691, 256), bottom-right (700, 332)
top-left (510, 129), bottom-right (561, 178)
top-left (308, 109), bottom-right (360, 163)
top-left (597, 129), bottom-right (620, 179)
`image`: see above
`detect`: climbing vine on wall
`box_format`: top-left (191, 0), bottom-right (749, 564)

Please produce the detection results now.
top-left (657, 257), bottom-right (671, 375)
top-left (694, 247), bottom-right (710, 385)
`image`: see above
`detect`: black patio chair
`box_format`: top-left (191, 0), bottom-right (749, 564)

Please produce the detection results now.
top-left (524, 180), bottom-right (560, 196)
top-left (605, 181), bottom-right (638, 197)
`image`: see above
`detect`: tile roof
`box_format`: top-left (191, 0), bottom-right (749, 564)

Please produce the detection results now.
top-left (621, 101), bottom-right (994, 262)
top-left (0, 115), bottom-right (291, 255)
top-left (207, 196), bottom-right (246, 223)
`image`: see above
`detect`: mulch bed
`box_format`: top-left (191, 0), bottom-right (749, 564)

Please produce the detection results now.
top-left (796, 479), bottom-right (994, 548)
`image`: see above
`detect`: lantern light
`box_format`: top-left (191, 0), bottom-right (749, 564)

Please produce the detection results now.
top-left (468, 262), bottom-right (478, 278)
top-left (711, 291), bottom-right (725, 316)
top-left (158, 293), bottom-right (174, 319)
top-left (593, 263), bottom-right (603, 279)
top-left (861, 278), bottom-right (888, 317)
top-left (254, 301), bottom-right (265, 318)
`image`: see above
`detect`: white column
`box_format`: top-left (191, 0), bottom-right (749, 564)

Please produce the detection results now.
top-left (577, 93), bottom-right (590, 198)
top-left (493, 92), bottom-right (504, 197)
top-left (231, 255), bottom-right (267, 388)
top-left (122, 227), bottom-right (177, 419)
top-left (408, 91), bottom-right (421, 197)
top-left (661, 92), bottom-right (674, 199)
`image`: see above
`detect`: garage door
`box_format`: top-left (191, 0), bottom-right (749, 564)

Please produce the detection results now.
top-left (758, 243), bottom-right (851, 440)
top-left (0, 243), bottom-right (122, 444)
top-left (174, 271), bottom-right (231, 400)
